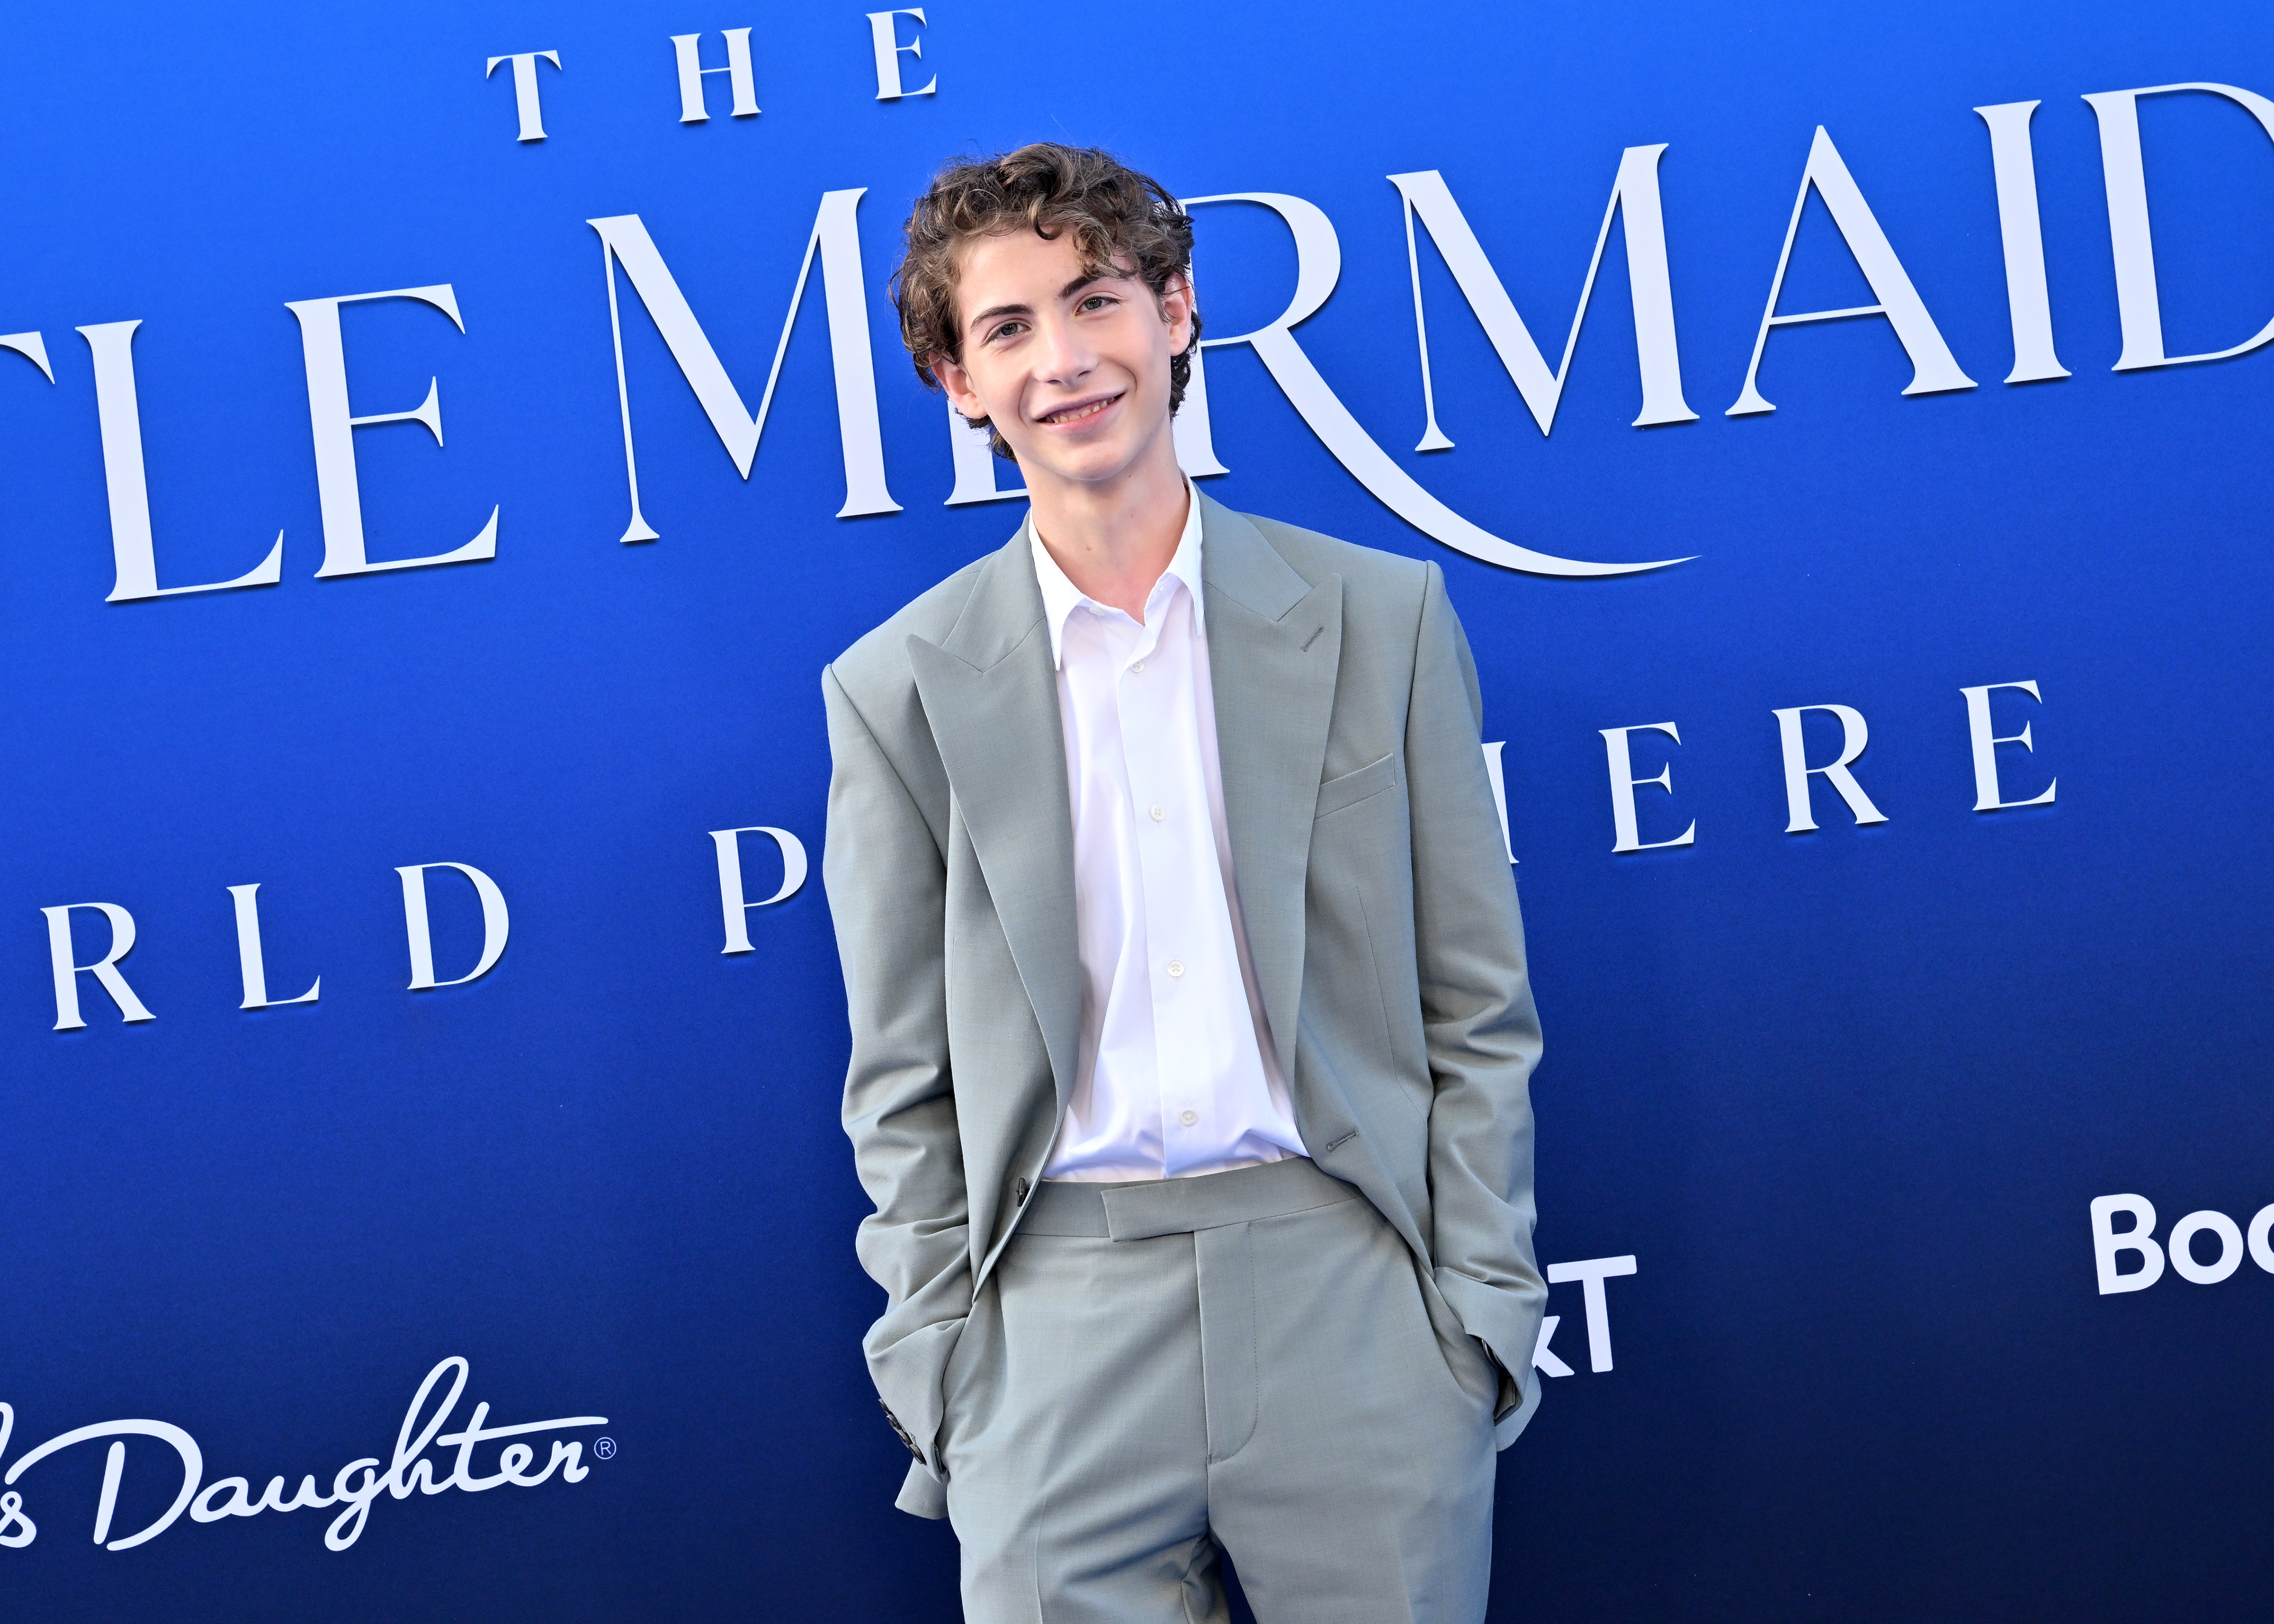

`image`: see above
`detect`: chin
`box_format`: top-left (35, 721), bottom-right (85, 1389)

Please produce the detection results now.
top-left (1015, 437), bottom-right (1144, 487)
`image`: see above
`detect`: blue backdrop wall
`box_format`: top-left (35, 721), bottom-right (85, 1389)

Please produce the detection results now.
top-left (4, 2), bottom-right (2271, 1618)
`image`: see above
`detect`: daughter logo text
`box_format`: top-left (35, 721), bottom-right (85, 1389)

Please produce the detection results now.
top-left (0, 1357), bottom-right (605, 1552)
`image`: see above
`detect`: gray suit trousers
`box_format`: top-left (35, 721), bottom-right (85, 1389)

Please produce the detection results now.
top-left (940, 1158), bottom-right (1499, 1624)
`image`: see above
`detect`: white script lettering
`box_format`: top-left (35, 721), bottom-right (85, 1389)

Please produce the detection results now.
top-left (0, 1357), bottom-right (604, 1553)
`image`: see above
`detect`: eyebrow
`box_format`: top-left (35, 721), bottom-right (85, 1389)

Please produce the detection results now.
top-left (966, 274), bottom-right (1111, 333)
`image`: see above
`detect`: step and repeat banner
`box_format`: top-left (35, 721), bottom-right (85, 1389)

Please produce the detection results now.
top-left (4, 1), bottom-right (2270, 1618)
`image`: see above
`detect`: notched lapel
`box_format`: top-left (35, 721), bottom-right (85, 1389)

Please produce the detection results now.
top-left (905, 539), bottom-right (1083, 1107)
top-left (1200, 497), bottom-right (1344, 1074)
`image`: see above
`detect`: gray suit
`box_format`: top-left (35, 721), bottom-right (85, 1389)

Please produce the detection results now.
top-left (822, 494), bottom-right (1545, 1607)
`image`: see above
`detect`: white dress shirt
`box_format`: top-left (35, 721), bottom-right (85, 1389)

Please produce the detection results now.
top-left (1032, 485), bottom-right (1309, 1183)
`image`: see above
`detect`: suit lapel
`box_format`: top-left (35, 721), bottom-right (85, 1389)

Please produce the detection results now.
top-left (906, 529), bottom-right (1083, 1108)
top-left (1199, 494), bottom-right (1343, 1074)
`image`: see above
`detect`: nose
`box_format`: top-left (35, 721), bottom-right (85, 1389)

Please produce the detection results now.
top-left (1030, 308), bottom-right (1097, 390)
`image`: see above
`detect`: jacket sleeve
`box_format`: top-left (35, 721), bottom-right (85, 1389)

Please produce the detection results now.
top-left (1401, 563), bottom-right (1549, 1447)
top-left (822, 662), bottom-right (970, 1516)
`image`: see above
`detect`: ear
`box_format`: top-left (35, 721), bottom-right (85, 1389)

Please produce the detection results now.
top-left (1159, 274), bottom-right (1196, 357)
top-left (930, 351), bottom-right (989, 424)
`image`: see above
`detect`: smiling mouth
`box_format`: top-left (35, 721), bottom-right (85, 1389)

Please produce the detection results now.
top-left (1038, 393), bottom-right (1121, 427)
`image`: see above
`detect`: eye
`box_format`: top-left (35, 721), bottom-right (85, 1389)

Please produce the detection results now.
top-left (985, 319), bottom-right (1028, 344)
top-left (1078, 294), bottom-right (1118, 313)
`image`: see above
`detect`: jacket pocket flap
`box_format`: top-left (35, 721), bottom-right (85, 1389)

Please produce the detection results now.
top-left (1315, 752), bottom-right (1401, 819)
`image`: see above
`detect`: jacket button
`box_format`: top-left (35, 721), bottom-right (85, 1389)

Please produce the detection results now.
top-left (1014, 1176), bottom-right (1031, 1206)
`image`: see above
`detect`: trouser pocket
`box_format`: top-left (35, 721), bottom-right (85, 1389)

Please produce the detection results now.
top-left (1413, 1265), bottom-right (1501, 1412)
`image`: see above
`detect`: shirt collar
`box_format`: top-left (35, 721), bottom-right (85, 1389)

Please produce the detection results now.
top-left (1029, 480), bottom-right (1206, 669)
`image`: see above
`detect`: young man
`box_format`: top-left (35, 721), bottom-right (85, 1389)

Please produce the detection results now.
top-left (822, 144), bottom-right (1545, 1623)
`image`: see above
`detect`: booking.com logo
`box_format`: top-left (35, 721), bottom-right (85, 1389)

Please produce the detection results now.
top-left (2090, 1193), bottom-right (2274, 1293)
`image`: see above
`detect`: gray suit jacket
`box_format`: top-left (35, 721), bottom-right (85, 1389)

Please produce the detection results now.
top-left (822, 493), bottom-right (1545, 1517)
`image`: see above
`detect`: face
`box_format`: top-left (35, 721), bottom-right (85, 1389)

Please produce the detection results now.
top-left (930, 227), bottom-right (1193, 494)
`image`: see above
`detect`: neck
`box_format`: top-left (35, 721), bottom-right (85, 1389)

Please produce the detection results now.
top-left (1026, 434), bottom-right (1189, 621)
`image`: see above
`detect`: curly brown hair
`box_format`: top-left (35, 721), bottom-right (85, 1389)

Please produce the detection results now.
top-left (892, 143), bottom-right (1200, 460)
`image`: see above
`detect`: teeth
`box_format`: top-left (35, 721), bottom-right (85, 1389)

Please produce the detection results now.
top-left (1045, 397), bottom-right (1113, 425)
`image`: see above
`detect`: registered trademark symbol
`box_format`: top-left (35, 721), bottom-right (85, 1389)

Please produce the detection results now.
top-left (593, 1437), bottom-right (617, 1460)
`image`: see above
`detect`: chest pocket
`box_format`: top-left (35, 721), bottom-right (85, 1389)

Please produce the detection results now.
top-left (1315, 752), bottom-right (1401, 819)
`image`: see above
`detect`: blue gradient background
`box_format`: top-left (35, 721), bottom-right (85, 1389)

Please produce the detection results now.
top-left (1, 2), bottom-right (2269, 1618)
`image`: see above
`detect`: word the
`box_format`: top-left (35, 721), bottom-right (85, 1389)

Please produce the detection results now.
top-left (487, 11), bottom-right (938, 144)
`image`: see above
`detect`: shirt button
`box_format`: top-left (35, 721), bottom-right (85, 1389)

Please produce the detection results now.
top-left (1166, 960), bottom-right (1185, 978)
top-left (1149, 804), bottom-right (1166, 822)
top-left (1131, 659), bottom-right (1146, 674)
top-left (1179, 1110), bottom-right (1198, 1126)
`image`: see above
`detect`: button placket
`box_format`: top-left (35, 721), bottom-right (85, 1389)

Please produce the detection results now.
top-left (1116, 582), bottom-right (1216, 1175)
